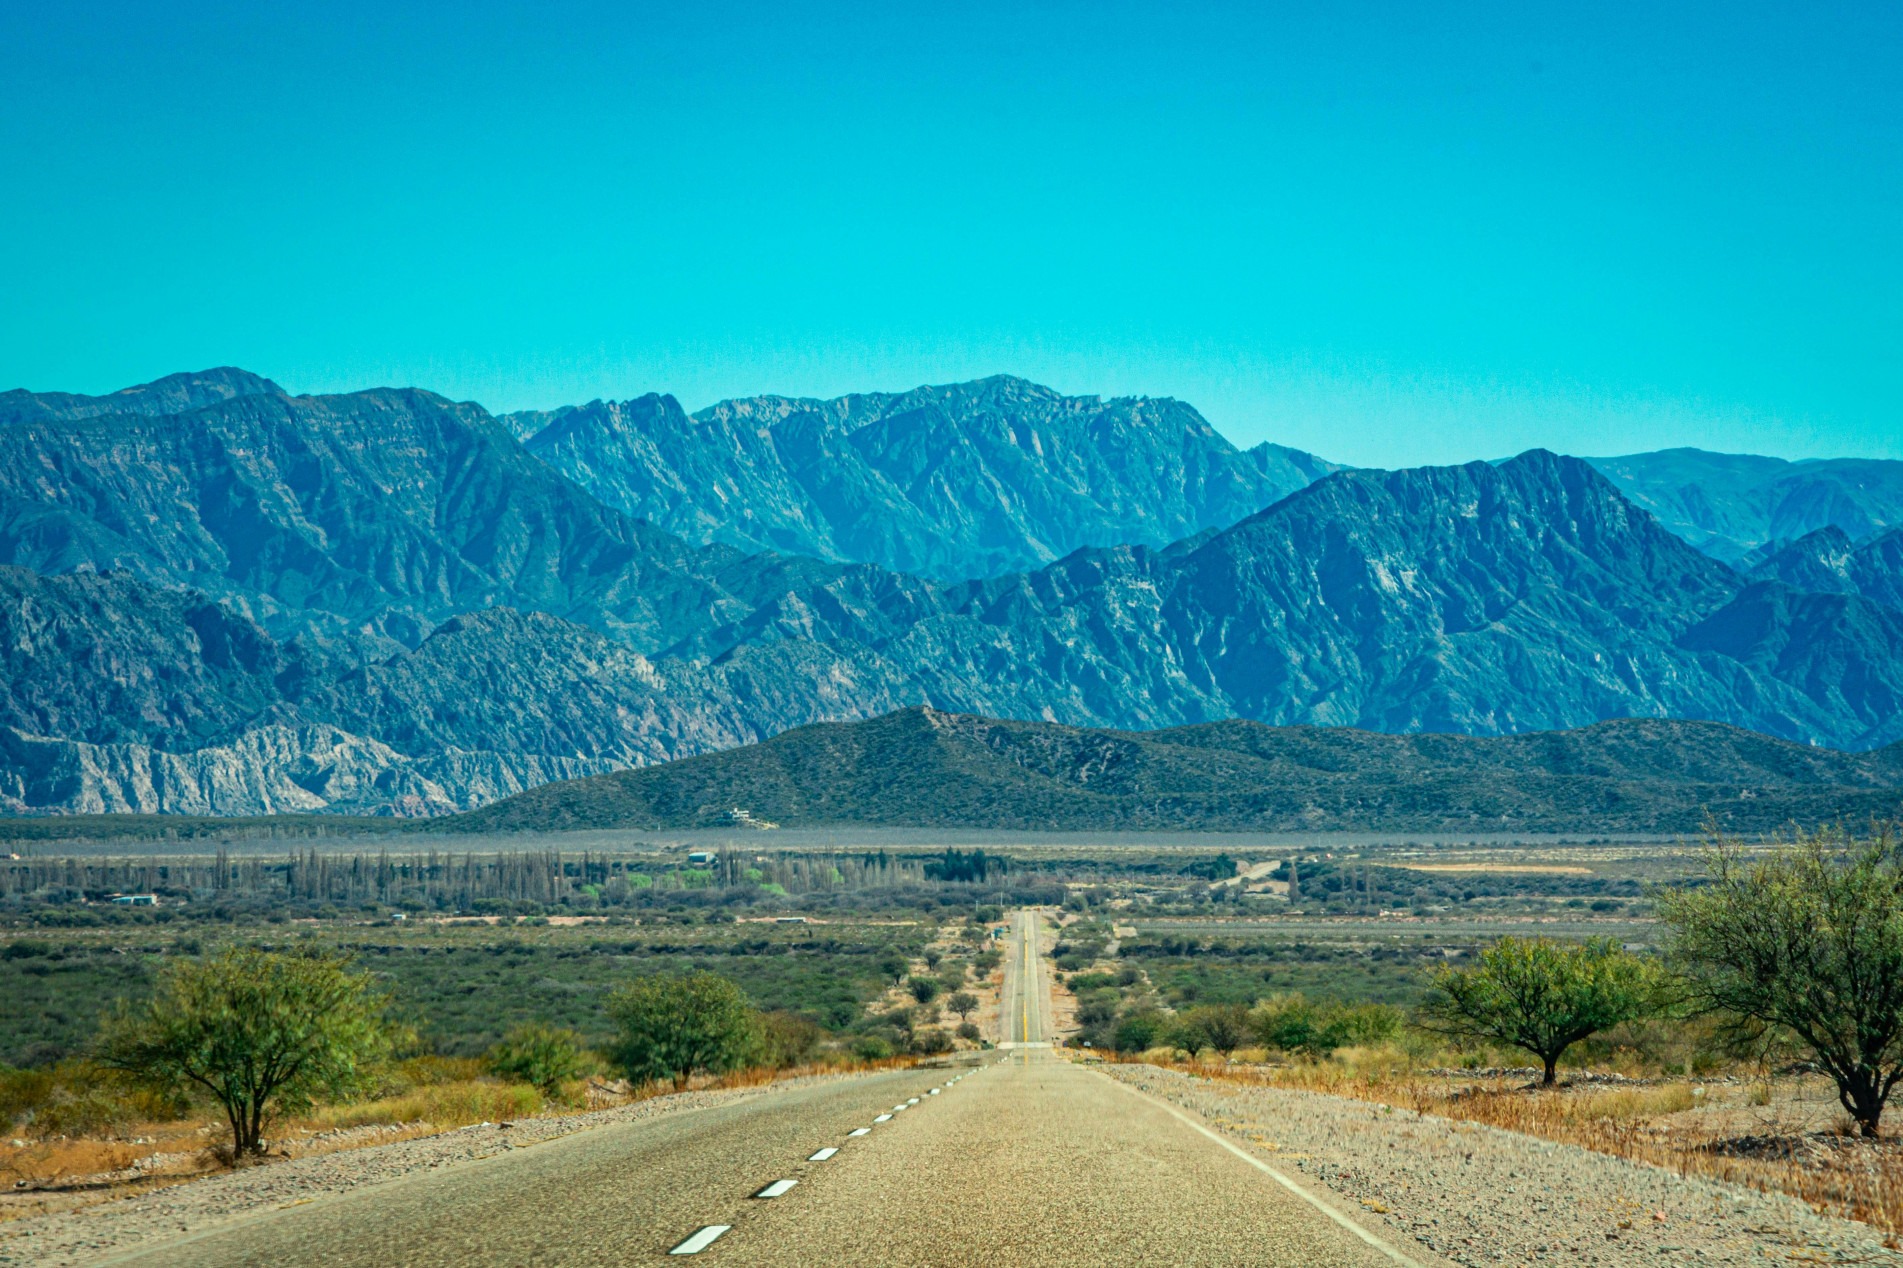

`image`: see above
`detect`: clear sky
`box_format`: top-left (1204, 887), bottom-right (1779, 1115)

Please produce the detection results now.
top-left (2, 1), bottom-right (1897, 467)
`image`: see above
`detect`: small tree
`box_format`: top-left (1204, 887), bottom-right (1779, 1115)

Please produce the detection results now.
top-left (1422, 936), bottom-right (1653, 1085)
top-left (947, 991), bottom-right (979, 1021)
top-left (1113, 1010), bottom-right (1168, 1053)
top-left (487, 1024), bottom-right (588, 1096)
top-left (1175, 1004), bottom-right (1250, 1058)
top-left (907, 976), bottom-right (941, 1005)
top-left (607, 972), bottom-right (760, 1089)
top-left (96, 948), bottom-right (396, 1157)
top-left (1658, 827), bottom-right (1903, 1137)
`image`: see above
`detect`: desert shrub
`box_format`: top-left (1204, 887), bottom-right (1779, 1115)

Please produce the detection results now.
top-left (757, 1011), bottom-right (825, 1069)
top-left (0, 1065), bottom-right (55, 1130)
top-left (1172, 1003), bottom-right (1250, 1057)
top-left (907, 976), bottom-right (941, 1004)
top-left (1250, 994), bottom-right (1403, 1058)
top-left (1113, 1010), bottom-right (1169, 1053)
top-left (486, 1024), bottom-right (589, 1095)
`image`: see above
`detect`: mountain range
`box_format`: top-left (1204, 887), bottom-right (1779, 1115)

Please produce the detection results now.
top-left (451, 706), bottom-right (1903, 835)
top-left (508, 377), bottom-right (1338, 580)
top-left (2, 367), bottom-right (1901, 817)
top-left (1585, 449), bottom-right (1903, 563)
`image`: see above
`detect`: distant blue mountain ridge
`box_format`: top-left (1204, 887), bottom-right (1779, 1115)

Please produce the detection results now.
top-left (0, 368), bottom-right (1899, 816)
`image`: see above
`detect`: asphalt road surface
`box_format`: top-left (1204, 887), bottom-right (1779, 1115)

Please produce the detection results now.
top-left (101, 911), bottom-right (1422, 1267)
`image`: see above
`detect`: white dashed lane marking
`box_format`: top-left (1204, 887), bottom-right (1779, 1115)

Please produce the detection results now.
top-left (874, 1114), bottom-right (892, 1122)
top-left (753, 1179), bottom-right (798, 1199)
top-left (808, 1147), bottom-right (838, 1161)
top-left (668, 1225), bottom-right (731, 1255)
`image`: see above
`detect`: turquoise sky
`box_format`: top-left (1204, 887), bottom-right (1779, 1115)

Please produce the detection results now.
top-left (2, 1), bottom-right (1897, 467)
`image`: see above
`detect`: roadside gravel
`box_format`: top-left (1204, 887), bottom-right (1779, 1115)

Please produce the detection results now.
top-left (0, 1082), bottom-right (779, 1268)
top-left (1103, 1063), bottom-right (1903, 1266)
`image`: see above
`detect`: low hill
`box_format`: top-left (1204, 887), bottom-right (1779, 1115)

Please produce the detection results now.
top-left (447, 707), bottom-right (1903, 835)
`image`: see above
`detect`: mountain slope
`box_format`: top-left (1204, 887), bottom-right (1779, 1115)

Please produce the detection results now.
top-left (1589, 448), bottom-right (1903, 561)
top-left (451, 706), bottom-right (1903, 834)
top-left (0, 379), bottom-right (763, 657)
top-left (693, 450), bottom-right (1885, 745)
top-left (515, 376), bottom-right (1337, 579)
top-left (7, 371), bottom-right (1903, 817)
top-left (1744, 526), bottom-right (1903, 612)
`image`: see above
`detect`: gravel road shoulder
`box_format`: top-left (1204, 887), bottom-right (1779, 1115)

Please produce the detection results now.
top-left (0, 1082), bottom-right (792, 1268)
top-left (1101, 1063), bottom-right (1903, 1267)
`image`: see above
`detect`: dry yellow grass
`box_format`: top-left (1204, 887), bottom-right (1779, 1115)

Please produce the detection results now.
top-left (1134, 1051), bottom-right (1903, 1240)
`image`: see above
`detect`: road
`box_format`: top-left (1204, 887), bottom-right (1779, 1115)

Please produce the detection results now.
top-left (102, 911), bottom-right (1422, 1267)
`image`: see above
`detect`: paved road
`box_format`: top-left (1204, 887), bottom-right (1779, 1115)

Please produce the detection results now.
top-left (103, 911), bottom-right (1422, 1267)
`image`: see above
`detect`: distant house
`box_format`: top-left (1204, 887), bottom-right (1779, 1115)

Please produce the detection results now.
top-left (727, 808), bottom-right (779, 830)
top-left (110, 893), bottom-right (158, 906)
top-left (773, 916), bottom-right (808, 924)
top-left (687, 851), bottom-right (719, 865)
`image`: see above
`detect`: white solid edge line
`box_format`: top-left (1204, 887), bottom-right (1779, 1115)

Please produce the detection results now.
top-left (754, 1179), bottom-right (798, 1199)
top-left (809, 1147), bottom-right (838, 1161)
top-left (1095, 1071), bottom-right (1424, 1267)
top-left (669, 1225), bottom-right (732, 1255)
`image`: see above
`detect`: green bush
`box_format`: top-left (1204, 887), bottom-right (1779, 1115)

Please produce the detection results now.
top-left (607, 972), bottom-right (761, 1088)
top-left (1172, 1003), bottom-right (1250, 1056)
top-left (486, 1024), bottom-right (589, 1095)
top-left (0, 1065), bottom-right (54, 1129)
top-left (757, 1011), bottom-right (825, 1069)
top-left (906, 976), bottom-right (940, 1004)
top-left (1113, 1010), bottom-right (1169, 1052)
top-left (1250, 994), bottom-right (1404, 1058)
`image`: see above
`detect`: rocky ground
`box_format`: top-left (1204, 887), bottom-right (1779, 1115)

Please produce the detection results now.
top-left (1103, 1063), bottom-right (1903, 1266)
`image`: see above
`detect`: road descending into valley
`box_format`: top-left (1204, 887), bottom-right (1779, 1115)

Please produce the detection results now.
top-left (101, 911), bottom-right (1422, 1267)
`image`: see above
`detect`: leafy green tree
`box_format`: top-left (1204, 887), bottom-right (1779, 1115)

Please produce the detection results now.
top-left (1422, 936), bottom-right (1654, 1085)
top-left (947, 991), bottom-right (979, 1022)
top-left (96, 948), bottom-right (397, 1156)
top-left (907, 976), bottom-right (941, 1004)
top-left (1174, 1003), bottom-right (1251, 1058)
top-left (877, 952), bottom-right (910, 986)
top-left (1112, 1010), bottom-right (1168, 1053)
top-left (607, 972), bottom-right (761, 1089)
top-left (486, 1023), bottom-right (588, 1095)
top-left (1657, 827), bottom-right (1903, 1137)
